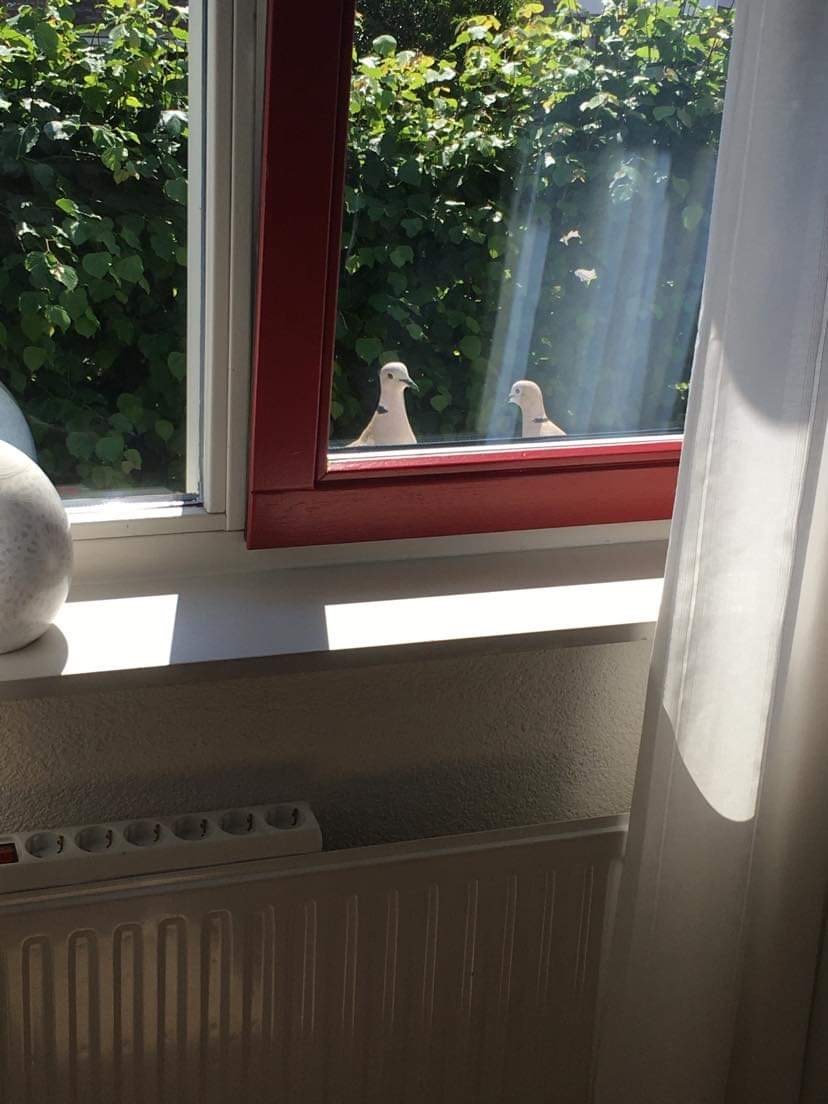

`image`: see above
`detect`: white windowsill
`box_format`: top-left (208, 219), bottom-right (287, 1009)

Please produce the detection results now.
top-left (0, 530), bottom-right (666, 700)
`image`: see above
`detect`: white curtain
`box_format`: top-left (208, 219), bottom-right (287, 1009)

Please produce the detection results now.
top-left (593, 1), bottom-right (828, 1101)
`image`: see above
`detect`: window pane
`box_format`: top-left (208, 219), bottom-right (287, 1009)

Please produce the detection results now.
top-left (330, 0), bottom-right (732, 452)
top-left (0, 0), bottom-right (189, 496)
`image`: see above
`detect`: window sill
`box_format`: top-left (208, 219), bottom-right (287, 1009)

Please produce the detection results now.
top-left (67, 502), bottom-right (228, 541)
top-left (0, 533), bottom-right (666, 700)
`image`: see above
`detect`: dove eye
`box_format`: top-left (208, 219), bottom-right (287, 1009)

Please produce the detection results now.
top-left (515, 387), bottom-right (521, 394)
top-left (386, 372), bottom-right (393, 379)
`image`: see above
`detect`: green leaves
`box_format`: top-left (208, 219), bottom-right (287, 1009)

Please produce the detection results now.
top-left (0, 0), bottom-right (189, 492)
top-left (459, 334), bottom-right (482, 360)
top-left (117, 392), bottom-right (143, 424)
top-left (389, 245), bottom-right (414, 268)
top-left (52, 262), bottom-right (78, 290)
top-left (44, 305), bottom-right (71, 331)
top-left (163, 177), bottom-right (186, 204)
top-left (580, 92), bottom-right (617, 113)
top-left (160, 110), bottom-right (187, 136)
top-left (23, 346), bottom-right (47, 372)
top-left (27, 161), bottom-right (55, 190)
top-left (151, 234), bottom-right (174, 261)
top-left (67, 431), bottom-right (97, 461)
top-left (24, 251), bottom-right (77, 291)
top-left (95, 432), bottom-right (125, 462)
top-left (43, 119), bottom-right (79, 141)
top-left (109, 412), bottom-right (133, 433)
top-left (430, 387), bottom-right (451, 413)
top-left (81, 252), bottom-right (113, 278)
top-left (60, 286), bottom-right (88, 319)
top-left (372, 34), bottom-right (397, 58)
top-left (387, 270), bottom-right (407, 296)
top-left (355, 336), bottom-right (384, 363)
top-left (113, 254), bottom-right (144, 282)
top-left (397, 160), bottom-right (421, 186)
top-left (167, 351), bottom-right (186, 380)
top-left (122, 448), bottom-right (142, 474)
top-left (33, 22), bottom-right (60, 59)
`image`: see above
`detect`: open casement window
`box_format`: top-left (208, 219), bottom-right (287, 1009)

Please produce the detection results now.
top-left (248, 0), bottom-right (733, 549)
top-left (0, 0), bottom-right (263, 538)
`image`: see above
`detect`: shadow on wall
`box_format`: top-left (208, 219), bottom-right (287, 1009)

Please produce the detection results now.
top-left (0, 751), bottom-right (626, 852)
top-left (0, 642), bottom-right (650, 849)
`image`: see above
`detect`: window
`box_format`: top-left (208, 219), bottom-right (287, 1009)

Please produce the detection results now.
top-left (0, 0), bottom-right (261, 532)
top-left (249, 0), bottom-right (733, 548)
top-left (0, 0), bottom-right (189, 499)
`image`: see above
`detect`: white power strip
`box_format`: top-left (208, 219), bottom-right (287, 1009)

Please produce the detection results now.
top-left (0, 801), bottom-right (322, 893)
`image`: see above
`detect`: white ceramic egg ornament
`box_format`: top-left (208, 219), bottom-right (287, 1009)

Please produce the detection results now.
top-left (0, 441), bottom-right (72, 654)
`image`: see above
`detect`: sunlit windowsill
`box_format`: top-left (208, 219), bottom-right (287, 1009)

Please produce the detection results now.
top-left (0, 530), bottom-right (667, 701)
top-left (66, 500), bottom-right (226, 541)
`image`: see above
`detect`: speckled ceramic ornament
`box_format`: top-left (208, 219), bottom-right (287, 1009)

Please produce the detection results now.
top-left (0, 441), bottom-right (72, 654)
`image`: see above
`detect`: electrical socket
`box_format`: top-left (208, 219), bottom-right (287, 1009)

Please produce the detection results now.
top-left (0, 801), bottom-right (322, 893)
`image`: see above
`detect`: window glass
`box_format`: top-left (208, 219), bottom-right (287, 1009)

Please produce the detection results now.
top-left (0, 0), bottom-right (188, 496)
top-left (330, 0), bottom-right (733, 452)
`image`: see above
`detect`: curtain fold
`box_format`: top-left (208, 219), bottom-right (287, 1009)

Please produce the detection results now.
top-left (593, 1), bottom-right (828, 1100)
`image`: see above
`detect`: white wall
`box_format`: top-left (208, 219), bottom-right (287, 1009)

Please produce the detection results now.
top-left (0, 639), bottom-right (650, 849)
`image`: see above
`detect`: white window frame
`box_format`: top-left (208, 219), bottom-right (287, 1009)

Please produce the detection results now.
top-left (68, 0), bottom-right (266, 542)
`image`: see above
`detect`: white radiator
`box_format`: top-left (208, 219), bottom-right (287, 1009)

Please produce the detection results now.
top-left (0, 816), bottom-right (625, 1104)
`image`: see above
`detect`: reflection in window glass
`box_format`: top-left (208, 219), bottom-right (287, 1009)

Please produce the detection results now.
top-left (330, 0), bottom-right (733, 452)
top-left (0, 0), bottom-right (188, 496)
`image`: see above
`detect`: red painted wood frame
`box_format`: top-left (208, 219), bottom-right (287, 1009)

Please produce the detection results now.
top-left (247, 0), bottom-right (680, 549)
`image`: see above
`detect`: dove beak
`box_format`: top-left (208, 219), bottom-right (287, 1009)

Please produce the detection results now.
top-left (404, 379), bottom-right (420, 393)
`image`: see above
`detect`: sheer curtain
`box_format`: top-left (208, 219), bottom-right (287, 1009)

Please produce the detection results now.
top-left (593, 1), bottom-right (828, 1101)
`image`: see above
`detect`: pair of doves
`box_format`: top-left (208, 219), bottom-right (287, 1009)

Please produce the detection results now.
top-left (348, 363), bottom-right (565, 448)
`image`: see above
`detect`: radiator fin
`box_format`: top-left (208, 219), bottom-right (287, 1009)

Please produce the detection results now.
top-left (113, 923), bottom-right (144, 1104)
top-left (0, 820), bottom-right (623, 1103)
top-left (67, 929), bottom-right (102, 1103)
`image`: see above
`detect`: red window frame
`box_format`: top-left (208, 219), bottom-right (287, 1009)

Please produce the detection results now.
top-left (247, 0), bottom-right (680, 550)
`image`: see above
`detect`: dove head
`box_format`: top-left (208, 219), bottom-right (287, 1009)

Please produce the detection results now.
top-left (507, 379), bottom-right (545, 414)
top-left (379, 361), bottom-right (419, 398)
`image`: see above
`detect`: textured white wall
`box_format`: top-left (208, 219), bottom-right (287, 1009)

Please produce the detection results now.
top-left (0, 640), bottom-right (650, 850)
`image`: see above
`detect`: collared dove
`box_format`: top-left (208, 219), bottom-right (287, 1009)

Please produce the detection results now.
top-left (506, 379), bottom-right (566, 438)
top-left (348, 361), bottom-right (419, 447)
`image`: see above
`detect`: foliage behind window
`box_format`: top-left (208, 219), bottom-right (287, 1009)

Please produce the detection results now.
top-left (333, 1), bottom-right (733, 445)
top-left (0, 0), bottom-right (186, 492)
top-left (354, 0), bottom-right (516, 56)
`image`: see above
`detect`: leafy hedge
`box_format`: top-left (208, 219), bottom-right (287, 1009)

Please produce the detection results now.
top-left (355, 0), bottom-right (515, 56)
top-left (333, 0), bottom-right (732, 445)
top-left (0, 0), bottom-right (187, 491)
